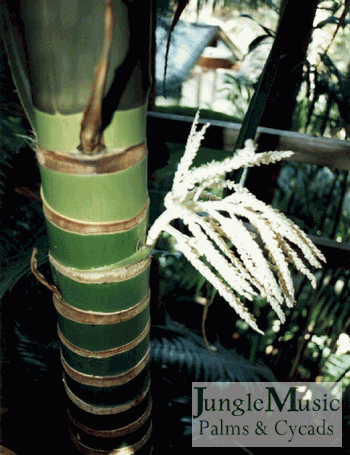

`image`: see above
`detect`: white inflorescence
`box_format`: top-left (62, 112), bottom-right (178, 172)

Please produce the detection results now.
top-left (146, 111), bottom-right (326, 334)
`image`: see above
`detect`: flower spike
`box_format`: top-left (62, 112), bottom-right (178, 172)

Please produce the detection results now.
top-left (146, 112), bottom-right (326, 333)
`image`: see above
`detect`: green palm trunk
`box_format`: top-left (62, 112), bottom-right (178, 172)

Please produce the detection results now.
top-left (1, 0), bottom-right (153, 452)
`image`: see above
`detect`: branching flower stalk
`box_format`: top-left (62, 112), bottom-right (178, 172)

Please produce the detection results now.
top-left (145, 111), bottom-right (326, 334)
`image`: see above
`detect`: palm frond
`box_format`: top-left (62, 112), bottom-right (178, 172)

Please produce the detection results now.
top-left (151, 317), bottom-right (276, 382)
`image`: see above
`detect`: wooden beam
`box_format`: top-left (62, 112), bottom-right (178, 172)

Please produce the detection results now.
top-left (148, 111), bottom-right (350, 170)
top-left (225, 126), bottom-right (350, 171)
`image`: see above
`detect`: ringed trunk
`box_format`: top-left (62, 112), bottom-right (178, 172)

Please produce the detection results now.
top-left (1, 0), bottom-right (153, 452)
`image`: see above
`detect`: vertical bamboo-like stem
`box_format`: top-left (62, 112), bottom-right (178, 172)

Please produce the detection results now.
top-left (2, 0), bottom-right (153, 452)
top-left (36, 142), bottom-right (152, 453)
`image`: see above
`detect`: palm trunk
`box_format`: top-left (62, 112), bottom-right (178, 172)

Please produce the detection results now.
top-left (244, 0), bottom-right (319, 204)
top-left (1, 0), bottom-right (153, 453)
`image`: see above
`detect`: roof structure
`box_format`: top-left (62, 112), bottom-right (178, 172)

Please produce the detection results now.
top-left (156, 17), bottom-right (241, 98)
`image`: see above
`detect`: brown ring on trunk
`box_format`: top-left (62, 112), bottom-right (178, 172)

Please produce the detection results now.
top-left (42, 192), bottom-right (149, 234)
top-left (53, 292), bottom-right (150, 325)
top-left (58, 320), bottom-right (150, 358)
top-left (68, 398), bottom-right (152, 438)
top-left (63, 375), bottom-right (151, 415)
top-left (69, 421), bottom-right (152, 455)
top-left (36, 142), bottom-right (147, 175)
top-left (61, 349), bottom-right (150, 387)
top-left (49, 254), bottom-right (152, 284)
